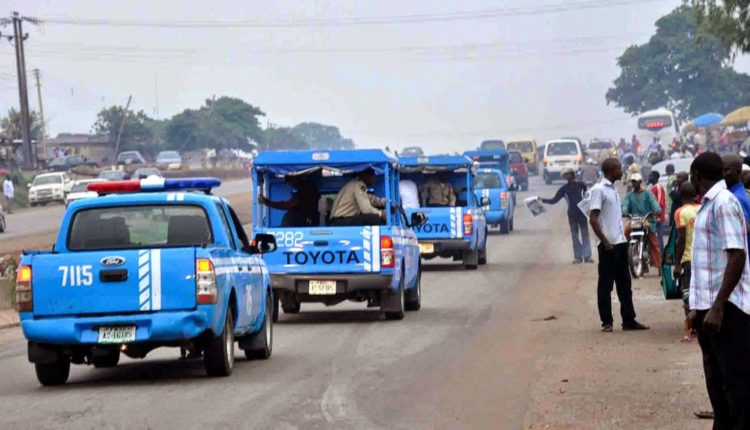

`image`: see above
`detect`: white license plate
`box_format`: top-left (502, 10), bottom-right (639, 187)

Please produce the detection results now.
top-left (98, 326), bottom-right (136, 344)
top-left (419, 243), bottom-right (435, 254)
top-left (309, 280), bottom-right (337, 295)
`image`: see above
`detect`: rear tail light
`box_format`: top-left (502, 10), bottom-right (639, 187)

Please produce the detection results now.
top-left (543, 157), bottom-right (549, 166)
top-left (15, 265), bottom-right (32, 312)
top-left (196, 259), bottom-right (217, 304)
top-left (500, 191), bottom-right (508, 208)
top-left (381, 236), bottom-right (395, 268)
top-left (576, 154), bottom-right (583, 163)
top-left (463, 213), bottom-right (473, 236)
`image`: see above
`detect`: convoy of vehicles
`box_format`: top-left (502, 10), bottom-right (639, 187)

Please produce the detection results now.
top-left (542, 139), bottom-right (584, 185)
top-left (506, 139), bottom-right (538, 175)
top-left (399, 155), bottom-right (488, 269)
top-left (28, 172), bottom-right (73, 206)
top-left (17, 177), bottom-right (277, 385)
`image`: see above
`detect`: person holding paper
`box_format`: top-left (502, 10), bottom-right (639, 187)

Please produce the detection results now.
top-left (539, 167), bottom-right (592, 264)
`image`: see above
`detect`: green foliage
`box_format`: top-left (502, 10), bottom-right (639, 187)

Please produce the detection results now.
top-left (606, 6), bottom-right (750, 120)
top-left (693, 0), bottom-right (750, 54)
top-left (262, 127), bottom-right (309, 150)
top-left (92, 106), bottom-right (155, 155)
top-left (290, 122), bottom-right (355, 150)
top-left (1, 108), bottom-right (43, 142)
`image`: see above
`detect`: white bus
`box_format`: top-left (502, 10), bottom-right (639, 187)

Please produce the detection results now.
top-left (637, 108), bottom-right (680, 148)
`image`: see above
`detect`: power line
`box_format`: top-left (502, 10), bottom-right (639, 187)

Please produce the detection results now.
top-left (39, 0), bottom-right (664, 28)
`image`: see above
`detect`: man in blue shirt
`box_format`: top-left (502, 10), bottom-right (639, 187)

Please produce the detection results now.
top-left (722, 154), bottom-right (750, 247)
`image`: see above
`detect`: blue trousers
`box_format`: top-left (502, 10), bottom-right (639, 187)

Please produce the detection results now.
top-left (568, 216), bottom-right (592, 262)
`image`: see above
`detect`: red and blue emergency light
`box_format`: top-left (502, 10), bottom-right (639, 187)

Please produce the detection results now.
top-left (88, 177), bottom-right (222, 194)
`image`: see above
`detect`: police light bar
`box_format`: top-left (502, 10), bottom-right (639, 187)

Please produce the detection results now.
top-left (88, 177), bottom-right (222, 194)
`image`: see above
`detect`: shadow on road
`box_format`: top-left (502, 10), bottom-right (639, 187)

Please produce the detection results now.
top-left (277, 309), bottom-right (385, 325)
top-left (421, 263), bottom-right (473, 272)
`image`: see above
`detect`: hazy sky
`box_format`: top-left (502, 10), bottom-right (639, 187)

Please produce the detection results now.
top-left (1, 0), bottom-right (748, 153)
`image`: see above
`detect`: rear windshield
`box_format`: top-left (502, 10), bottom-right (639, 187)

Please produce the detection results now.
top-left (71, 182), bottom-right (94, 192)
top-left (480, 140), bottom-right (505, 150)
top-left (509, 153), bottom-right (523, 163)
top-left (547, 142), bottom-right (579, 156)
top-left (507, 142), bottom-right (533, 152)
top-left (475, 173), bottom-right (501, 189)
top-left (68, 205), bottom-right (212, 250)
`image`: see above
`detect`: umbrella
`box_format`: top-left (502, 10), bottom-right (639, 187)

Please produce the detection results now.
top-left (720, 106), bottom-right (750, 126)
top-left (693, 112), bottom-right (724, 128)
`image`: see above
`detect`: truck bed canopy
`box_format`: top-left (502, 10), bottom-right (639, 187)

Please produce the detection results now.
top-left (398, 154), bottom-right (475, 174)
top-left (253, 149), bottom-right (395, 176)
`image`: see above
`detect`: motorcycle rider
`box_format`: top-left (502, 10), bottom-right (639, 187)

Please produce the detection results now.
top-left (622, 173), bottom-right (663, 272)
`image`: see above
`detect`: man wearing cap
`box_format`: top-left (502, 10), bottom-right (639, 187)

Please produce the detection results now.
top-left (622, 173), bottom-right (663, 270)
top-left (539, 167), bottom-right (592, 264)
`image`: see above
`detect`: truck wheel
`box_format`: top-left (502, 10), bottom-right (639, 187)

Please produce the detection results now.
top-left (244, 292), bottom-right (273, 360)
top-left (384, 273), bottom-right (405, 320)
top-left (35, 356), bottom-right (70, 386)
top-left (405, 268), bottom-right (421, 311)
top-left (92, 349), bottom-right (120, 368)
top-left (281, 296), bottom-right (301, 314)
top-left (478, 245), bottom-right (487, 265)
top-left (272, 296), bottom-right (279, 322)
top-left (500, 219), bottom-right (510, 235)
top-left (464, 250), bottom-right (478, 270)
top-left (204, 310), bottom-right (234, 377)
top-left (509, 217), bottom-right (515, 232)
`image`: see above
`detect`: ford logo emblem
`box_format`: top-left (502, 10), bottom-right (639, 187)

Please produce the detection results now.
top-left (101, 256), bottom-right (126, 267)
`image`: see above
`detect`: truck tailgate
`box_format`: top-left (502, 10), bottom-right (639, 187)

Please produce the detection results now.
top-left (31, 249), bottom-right (197, 317)
top-left (405, 207), bottom-right (463, 240)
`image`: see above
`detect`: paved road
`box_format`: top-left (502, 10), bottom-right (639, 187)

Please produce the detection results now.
top-left (1, 178), bottom-right (252, 240)
top-left (0, 176), bottom-right (567, 429)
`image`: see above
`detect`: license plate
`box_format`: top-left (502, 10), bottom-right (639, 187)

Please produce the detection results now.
top-left (98, 326), bottom-right (136, 344)
top-left (419, 243), bottom-right (435, 254)
top-left (309, 280), bottom-right (337, 295)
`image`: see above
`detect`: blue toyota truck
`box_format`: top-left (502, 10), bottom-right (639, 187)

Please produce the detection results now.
top-left (399, 154), bottom-right (488, 269)
top-left (251, 149), bottom-right (425, 321)
top-left (464, 149), bottom-right (517, 234)
top-left (16, 177), bottom-right (277, 385)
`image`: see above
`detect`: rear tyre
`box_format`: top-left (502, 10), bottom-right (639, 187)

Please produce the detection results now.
top-left (478, 243), bottom-right (487, 265)
top-left (204, 310), bottom-right (234, 377)
top-left (405, 268), bottom-right (422, 311)
top-left (35, 356), bottom-right (70, 386)
top-left (384, 274), bottom-right (405, 320)
top-left (500, 219), bottom-right (510, 235)
top-left (272, 296), bottom-right (279, 322)
top-left (244, 292), bottom-right (273, 360)
top-left (92, 349), bottom-right (120, 368)
top-left (281, 296), bottom-right (301, 314)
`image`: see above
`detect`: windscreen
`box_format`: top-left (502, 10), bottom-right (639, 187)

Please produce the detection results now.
top-left (547, 142), bottom-right (579, 156)
top-left (507, 142), bottom-right (533, 152)
top-left (475, 172), bottom-right (501, 189)
top-left (33, 175), bottom-right (62, 186)
top-left (480, 140), bottom-right (505, 150)
top-left (68, 205), bottom-right (212, 250)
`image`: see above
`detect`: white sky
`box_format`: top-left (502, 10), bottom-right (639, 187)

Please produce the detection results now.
top-left (1, 0), bottom-right (748, 153)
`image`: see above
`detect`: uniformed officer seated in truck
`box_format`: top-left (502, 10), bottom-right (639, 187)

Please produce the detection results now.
top-left (328, 168), bottom-right (387, 226)
top-left (420, 172), bottom-right (456, 207)
top-left (257, 174), bottom-right (320, 227)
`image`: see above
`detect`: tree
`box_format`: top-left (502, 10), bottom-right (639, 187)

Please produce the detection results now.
top-left (1, 108), bottom-right (43, 142)
top-left (92, 106), bottom-right (154, 155)
top-left (606, 6), bottom-right (750, 120)
top-left (692, 0), bottom-right (750, 55)
top-left (262, 127), bottom-right (309, 151)
top-left (290, 122), bottom-right (355, 150)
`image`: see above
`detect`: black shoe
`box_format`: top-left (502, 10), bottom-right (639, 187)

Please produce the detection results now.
top-left (572, 260), bottom-right (583, 264)
top-left (622, 321), bottom-right (650, 331)
top-left (584, 258), bottom-right (594, 263)
top-left (602, 324), bottom-right (613, 332)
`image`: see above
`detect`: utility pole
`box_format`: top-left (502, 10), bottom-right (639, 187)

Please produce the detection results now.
top-left (32, 68), bottom-right (45, 140)
top-left (112, 95), bottom-right (133, 161)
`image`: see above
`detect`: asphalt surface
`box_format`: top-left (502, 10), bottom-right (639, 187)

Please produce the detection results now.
top-left (0, 176), bottom-right (566, 429)
top-left (1, 178), bottom-right (252, 240)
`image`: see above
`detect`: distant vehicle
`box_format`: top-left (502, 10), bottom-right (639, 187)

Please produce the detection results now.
top-left (131, 167), bottom-right (163, 179)
top-left (588, 140), bottom-right (618, 164)
top-left (479, 140), bottom-right (505, 151)
top-left (543, 139), bottom-right (584, 185)
top-left (508, 150), bottom-right (529, 191)
top-left (474, 167), bottom-right (516, 234)
top-left (98, 170), bottom-right (129, 181)
top-left (46, 155), bottom-right (98, 172)
top-left (637, 108), bottom-right (680, 148)
top-left (115, 150), bottom-right (146, 166)
top-left (28, 172), bottom-right (72, 206)
top-left (65, 179), bottom-right (105, 207)
top-left (400, 147), bottom-right (424, 157)
top-left (155, 150), bottom-right (182, 170)
top-left (506, 140), bottom-right (538, 175)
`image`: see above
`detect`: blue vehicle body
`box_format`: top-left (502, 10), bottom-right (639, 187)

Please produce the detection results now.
top-left (252, 149), bottom-right (423, 319)
top-left (464, 149), bottom-right (517, 233)
top-left (399, 155), bottom-right (488, 268)
top-left (18, 183), bottom-right (276, 384)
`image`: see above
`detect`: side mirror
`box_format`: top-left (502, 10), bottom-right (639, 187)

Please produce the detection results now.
top-left (410, 212), bottom-right (427, 227)
top-left (509, 184), bottom-right (518, 191)
top-left (26, 183), bottom-right (31, 189)
top-left (480, 197), bottom-right (490, 206)
top-left (251, 233), bottom-right (277, 254)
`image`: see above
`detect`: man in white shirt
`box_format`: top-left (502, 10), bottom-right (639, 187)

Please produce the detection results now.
top-left (2, 176), bottom-right (13, 214)
top-left (589, 158), bottom-right (648, 332)
top-left (399, 179), bottom-right (420, 209)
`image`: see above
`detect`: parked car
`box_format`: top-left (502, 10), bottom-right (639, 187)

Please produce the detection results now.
top-left (65, 179), bottom-right (105, 207)
top-left (155, 151), bottom-right (182, 170)
top-left (115, 150), bottom-right (146, 166)
top-left (28, 172), bottom-right (72, 206)
top-left (131, 167), bottom-right (163, 179)
top-left (508, 150), bottom-right (529, 191)
top-left (98, 170), bottom-right (129, 181)
top-left (400, 147), bottom-right (424, 157)
top-left (46, 155), bottom-right (99, 172)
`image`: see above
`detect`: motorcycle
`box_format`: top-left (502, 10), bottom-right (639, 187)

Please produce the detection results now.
top-left (627, 213), bottom-right (651, 279)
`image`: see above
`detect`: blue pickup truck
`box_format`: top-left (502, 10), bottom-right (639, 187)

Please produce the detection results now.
top-left (16, 177), bottom-right (277, 385)
top-left (399, 155), bottom-right (488, 269)
top-left (464, 149), bottom-right (517, 234)
top-left (251, 149), bottom-right (425, 321)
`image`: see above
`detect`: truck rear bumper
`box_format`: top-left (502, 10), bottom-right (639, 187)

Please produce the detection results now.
top-left (21, 309), bottom-right (211, 345)
top-left (484, 210), bottom-right (508, 224)
top-left (270, 273), bottom-right (393, 294)
top-left (418, 239), bottom-right (471, 258)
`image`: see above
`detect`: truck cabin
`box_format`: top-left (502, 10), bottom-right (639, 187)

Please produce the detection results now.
top-left (463, 149), bottom-right (510, 176)
top-left (398, 155), bottom-right (477, 208)
top-left (252, 150), bottom-right (399, 228)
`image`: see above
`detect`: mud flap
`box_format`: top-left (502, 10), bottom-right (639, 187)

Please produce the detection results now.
top-left (380, 285), bottom-right (403, 313)
top-left (28, 342), bottom-right (63, 364)
top-left (463, 250), bottom-right (478, 266)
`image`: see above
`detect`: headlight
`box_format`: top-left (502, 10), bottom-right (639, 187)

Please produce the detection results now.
top-left (631, 219), bottom-right (643, 229)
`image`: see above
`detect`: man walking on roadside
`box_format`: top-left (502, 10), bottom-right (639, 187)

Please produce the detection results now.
top-left (2, 175), bottom-right (13, 214)
top-left (539, 167), bottom-right (592, 264)
top-left (589, 158), bottom-right (649, 333)
top-left (688, 152), bottom-right (750, 429)
top-left (722, 153), bottom-right (750, 248)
